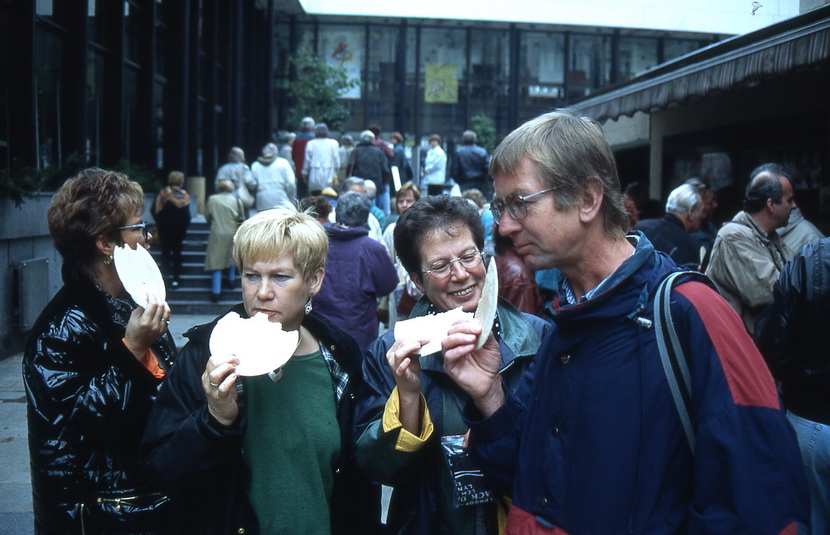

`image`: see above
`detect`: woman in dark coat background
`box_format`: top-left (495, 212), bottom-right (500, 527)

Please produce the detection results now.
top-left (152, 170), bottom-right (191, 287)
top-left (23, 168), bottom-right (176, 534)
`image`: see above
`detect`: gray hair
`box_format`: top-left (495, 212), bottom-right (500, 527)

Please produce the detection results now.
top-left (665, 184), bottom-right (701, 215)
top-left (462, 130), bottom-right (477, 145)
top-left (359, 130), bottom-right (375, 143)
top-left (340, 176), bottom-right (366, 195)
top-left (364, 179), bottom-right (377, 199)
top-left (336, 191), bottom-right (371, 228)
top-left (228, 147), bottom-right (246, 163)
top-left (301, 117), bottom-right (316, 129)
top-left (314, 123), bottom-right (330, 138)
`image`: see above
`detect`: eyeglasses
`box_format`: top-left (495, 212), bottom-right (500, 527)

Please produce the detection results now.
top-left (115, 221), bottom-right (150, 240)
top-left (421, 250), bottom-right (483, 279)
top-left (490, 185), bottom-right (562, 225)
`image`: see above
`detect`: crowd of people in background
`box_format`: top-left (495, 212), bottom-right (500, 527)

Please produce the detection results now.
top-left (21, 108), bottom-right (830, 535)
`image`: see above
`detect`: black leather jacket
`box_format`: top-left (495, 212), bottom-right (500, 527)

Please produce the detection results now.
top-left (756, 237), bottom-right (830, 424)
top-left (140, 305), bottom-right (378, 534)
top-left (23, 268), bottom-right (177, 534)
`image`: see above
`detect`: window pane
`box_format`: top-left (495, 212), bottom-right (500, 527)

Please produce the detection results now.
top-left (86, 50), bottom-right (105, 166)
top-left (664, 38), bottom-right (701, 62)
top-left (419, 27), bottom-right (465, 144)
top-left (34, 28), bottom-right (62, 169)
top-left (520, 31), bottom-right (565, 123)
top-left (469, 28), bottom-right (510, 146)
top-left (365, 24), bottom-right (399, 133)
top-left (619, 37), bottom-right (658, 80)
top-left (567, 34), bottom-right (611, 100)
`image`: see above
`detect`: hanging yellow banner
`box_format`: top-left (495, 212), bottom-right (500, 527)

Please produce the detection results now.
top-left (424, 64), bottom-right (458, 104)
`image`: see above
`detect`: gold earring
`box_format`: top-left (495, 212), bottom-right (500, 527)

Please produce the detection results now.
top-left (104, 255), bottom-right (113, 265)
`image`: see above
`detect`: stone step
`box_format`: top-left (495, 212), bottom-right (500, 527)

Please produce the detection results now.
top-left (150, 220), bottom-right (235, 316)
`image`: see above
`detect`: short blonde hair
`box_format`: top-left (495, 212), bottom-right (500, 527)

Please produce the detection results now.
top-left (233, 207), bottom-right (328, 281)
top-left (167, 171), bottom-right (185, 188)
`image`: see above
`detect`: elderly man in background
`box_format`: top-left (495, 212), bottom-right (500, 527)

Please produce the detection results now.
top-left (215, 147), bottom-right (256, 216)
top-left (314, 192), bottom-right (398, 354)
top-left (278, 131), bottom-right (296, 172)
top-left (293, 116), bottom-right (316, 198)
top-left (451, 129), bottom-right (490, 196)
top-left (349, 130), bottom-right (393, 216)
top-left (635, 183), bottom-right (704, 270)
top-left (250, 143), bottom-right (296, 212)
top-left (706, 163), bottom-right (795, 334)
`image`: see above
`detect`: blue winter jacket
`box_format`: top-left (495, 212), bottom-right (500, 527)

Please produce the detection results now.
top-left (464, 233), bottom-right (809, 534)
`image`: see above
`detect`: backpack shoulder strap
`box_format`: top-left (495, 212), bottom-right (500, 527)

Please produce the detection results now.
top-left (653, 271), bottom-right (696, 454)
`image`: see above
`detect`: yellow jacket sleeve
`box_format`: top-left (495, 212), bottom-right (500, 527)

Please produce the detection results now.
top-left (381, 387), bottom-right (434, 452)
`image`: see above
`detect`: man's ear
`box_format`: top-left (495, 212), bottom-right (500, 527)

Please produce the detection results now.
top-left (578, 177), bottom-right (605, 224)
top-left (410, 272), bottom-right (426, 295)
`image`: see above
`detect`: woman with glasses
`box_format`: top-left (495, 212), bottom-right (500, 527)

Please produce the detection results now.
top-left (23, 168), bottom-right (176, 533)
top-left (353, 195), bottom-right (550, 534)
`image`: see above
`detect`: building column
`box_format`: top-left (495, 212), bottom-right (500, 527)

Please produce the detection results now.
top-left (8, 0), bottom-right (37, 168)
top-left (99, 0), bottom-right (125, 166)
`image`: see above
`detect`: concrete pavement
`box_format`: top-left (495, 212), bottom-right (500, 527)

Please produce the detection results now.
top-left (0, 313), bottom-right (216, 534)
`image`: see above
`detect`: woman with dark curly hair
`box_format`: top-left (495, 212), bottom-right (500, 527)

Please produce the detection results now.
top-left (23, 168), bottom-right (177, 534)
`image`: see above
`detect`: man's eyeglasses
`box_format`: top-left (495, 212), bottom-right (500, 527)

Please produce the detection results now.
top-left (115, 221), bottom-right (150, 240)
top-left (421, 250), bottom-right (483, 279)
top-left (490, 185), bottom-right (562, 225)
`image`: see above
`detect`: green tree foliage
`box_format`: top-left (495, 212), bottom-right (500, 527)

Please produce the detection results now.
top-left (471, 113), bottom-right (497, 154)
top-left (287, 50), bottom-right (359, 131)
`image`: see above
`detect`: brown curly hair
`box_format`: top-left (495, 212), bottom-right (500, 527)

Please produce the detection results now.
top-left (47, 168), bottom-right (145, 280)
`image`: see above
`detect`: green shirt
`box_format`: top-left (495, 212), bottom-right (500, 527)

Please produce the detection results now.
top-left (242, 349), bottom-right (341, 535)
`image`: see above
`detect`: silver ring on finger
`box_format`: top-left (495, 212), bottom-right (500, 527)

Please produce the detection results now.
top-left (209, 381), bottom-right (220, 387)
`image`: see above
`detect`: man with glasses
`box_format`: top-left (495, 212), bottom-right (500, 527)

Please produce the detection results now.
top-left (441, 109), bottom-right (808, 534)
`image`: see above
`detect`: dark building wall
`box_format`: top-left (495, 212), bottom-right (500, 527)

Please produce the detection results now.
top-left (1, 0), bottom-right (273, 192)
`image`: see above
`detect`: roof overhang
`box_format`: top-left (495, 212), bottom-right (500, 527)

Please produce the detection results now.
top-left (573, 6), bottom-right (830, 122)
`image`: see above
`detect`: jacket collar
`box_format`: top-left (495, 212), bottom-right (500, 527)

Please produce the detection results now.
top-left (551, 232), bottom-right (676, 325)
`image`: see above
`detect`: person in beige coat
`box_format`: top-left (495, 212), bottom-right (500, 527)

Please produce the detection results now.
top-left (205, 179), bottom-right (242, 302)
top-left (706, 163), bottom-right (795, 335)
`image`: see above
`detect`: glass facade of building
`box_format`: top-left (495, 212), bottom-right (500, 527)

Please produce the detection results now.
top-left (275, 17), bottom-right (715, 153)
top-left (1, 1), bottom-right (715, 186)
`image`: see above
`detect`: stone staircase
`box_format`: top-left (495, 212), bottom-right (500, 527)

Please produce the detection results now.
top-left (151, 218), bottom-right (240, 315)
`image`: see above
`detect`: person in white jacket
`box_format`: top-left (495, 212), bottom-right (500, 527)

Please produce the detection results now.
top-left (250, 143), bottom-right (296, 212)
top-left (303, 123), bottom-right (340, 193)
top-left (421, 133), bottom-right (446, 189)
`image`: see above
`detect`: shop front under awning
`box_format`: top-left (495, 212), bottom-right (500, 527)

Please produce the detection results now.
top-left (574, 6), bottom-right (830, 123)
